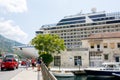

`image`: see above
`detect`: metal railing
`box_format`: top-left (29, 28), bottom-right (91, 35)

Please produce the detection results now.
top-left (40, 62), bottom-right (57, 80)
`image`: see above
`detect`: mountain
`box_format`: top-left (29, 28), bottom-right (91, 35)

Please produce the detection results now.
top-left (0, 35), bottom-right (23, 53)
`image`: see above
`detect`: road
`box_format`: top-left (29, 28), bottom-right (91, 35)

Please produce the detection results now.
top-left (0, 66), bottom-right (25, 80)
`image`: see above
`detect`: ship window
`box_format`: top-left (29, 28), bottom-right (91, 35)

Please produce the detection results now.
top-left (59, 17), bottom-right (85, 22)
top-left (89, 14), bottom-right (105, 18)
top-left (106, 20), bottom-right (120, 24)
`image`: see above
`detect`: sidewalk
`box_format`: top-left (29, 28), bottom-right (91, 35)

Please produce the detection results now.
top-left (10, 67), bottom-right (43, 80)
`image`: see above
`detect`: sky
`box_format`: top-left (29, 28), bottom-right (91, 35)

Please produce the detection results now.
top-left (0, 0), bottom-right (120, 44)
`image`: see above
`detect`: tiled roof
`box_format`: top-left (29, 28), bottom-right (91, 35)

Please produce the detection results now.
top-left (87, 32), bottom-right (120, 39)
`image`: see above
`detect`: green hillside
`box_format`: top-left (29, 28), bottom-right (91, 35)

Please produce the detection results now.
top-left (0, 35), bottom-right (23, 54)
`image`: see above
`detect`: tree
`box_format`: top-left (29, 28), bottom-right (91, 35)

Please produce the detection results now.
top-left (31, 34), bottom-right (66, 66)
top-left (40, 54), bottom-right (53, 67)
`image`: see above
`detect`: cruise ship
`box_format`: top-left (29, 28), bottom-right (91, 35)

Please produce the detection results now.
top-left (36, 10), bottom-right (120, 50)
top-left (13, 45), bottom-right (39, 58)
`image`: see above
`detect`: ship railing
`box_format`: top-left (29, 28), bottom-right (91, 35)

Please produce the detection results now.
top-left (41, 62), bottom-right (57, 80)
top-left (41, 24), bottom-right (57, 28)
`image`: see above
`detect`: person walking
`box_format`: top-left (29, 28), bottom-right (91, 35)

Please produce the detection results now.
top-left (37, 57), bottom-right (42, 71)
top-left (26, 58), bottom-right (30, 70)
top-left (31, 58), bottom-right (36, 70)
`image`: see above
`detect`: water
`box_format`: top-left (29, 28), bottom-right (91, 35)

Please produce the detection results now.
top-left (56, 75), bottom-right (120, 80)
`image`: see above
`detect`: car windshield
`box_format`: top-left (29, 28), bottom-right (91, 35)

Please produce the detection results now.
top-left (3, 59), bottom-right (12, 62)
top-left (5, 55), bottom-right (14, 58)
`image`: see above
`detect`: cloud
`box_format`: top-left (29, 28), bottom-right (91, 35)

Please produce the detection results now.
top-left (0, 0), bottom-right (27, 13)
top-left (0, 19), bottom-right (28, 43)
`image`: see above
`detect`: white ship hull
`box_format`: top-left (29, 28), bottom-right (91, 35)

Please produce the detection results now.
top-left (13, 45), bottom-right (39, 58)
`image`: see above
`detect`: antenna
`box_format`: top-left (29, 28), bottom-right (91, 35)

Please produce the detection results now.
top-left (91, 8), bottom-right (97, 13)
top-left (77, 10), bottom-right (82, 15)
top-left (80, 10), bottom-right (82, 14)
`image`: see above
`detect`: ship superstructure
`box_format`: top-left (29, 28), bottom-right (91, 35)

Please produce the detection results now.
top-left (37, 11), bottom-right (120, 50)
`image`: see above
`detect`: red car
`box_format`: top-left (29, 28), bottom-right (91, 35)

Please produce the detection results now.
top-left (1, 58), bottom-right (19, 70)
top-left (21, 60), bottom-right (26, 66)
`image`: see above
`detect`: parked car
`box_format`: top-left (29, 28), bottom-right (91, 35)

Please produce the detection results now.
top-left (1, 58), bottom-right (19, 70)
top-left (4, 54), bottom-right (19, 62)
top-left (0, 54), bottom-right (19, 70)
top-left (21, 59), bottom-right (26, 66)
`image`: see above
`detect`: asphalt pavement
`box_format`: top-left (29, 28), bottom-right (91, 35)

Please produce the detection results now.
top-left (0, 67), bottom-right (24, 80)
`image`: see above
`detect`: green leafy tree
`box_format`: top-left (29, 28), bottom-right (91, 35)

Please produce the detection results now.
top-left (40, 54), bottom-right (53, 67)
top-left (31, 34), bottom-right (66, 66)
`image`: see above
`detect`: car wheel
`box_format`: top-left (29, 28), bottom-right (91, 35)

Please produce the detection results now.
top-left (16, 66), bottom-right (18, 69)
top-left (1, 68), bottom-right (4, 71)
top-left (13, 67), bottom-right (16, 70)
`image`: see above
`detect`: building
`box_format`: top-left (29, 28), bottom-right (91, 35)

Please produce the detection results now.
top-left (82, 32), bottom-right (120, 67)
top-left (51, 49), bottom-right (89, 68)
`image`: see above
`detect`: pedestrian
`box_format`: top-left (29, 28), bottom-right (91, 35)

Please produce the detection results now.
top-left (26, 58), bottom-right (30, 70)
top-left (31, 57), bottom-right (36, 69)
top-left (37, 57), bottom-right (42, 71)
top-left (28, 59), bottom-right (31, 67)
